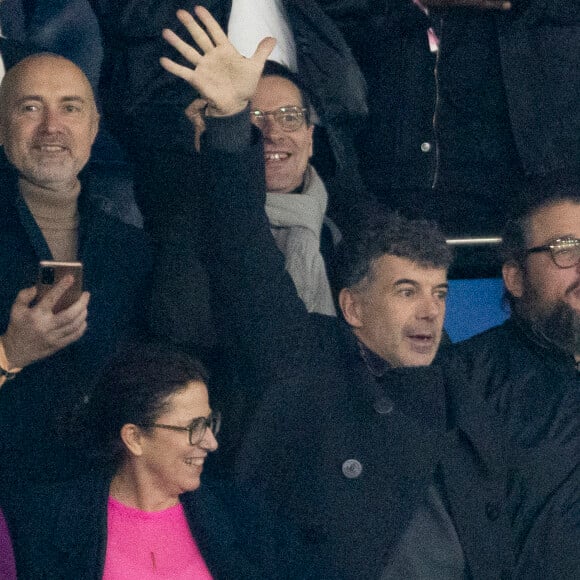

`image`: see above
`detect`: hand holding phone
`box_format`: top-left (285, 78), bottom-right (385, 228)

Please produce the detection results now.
top-left (36, 261), bottom-right (83, 314)
top-left (1, 262), bottom-right (88, 369)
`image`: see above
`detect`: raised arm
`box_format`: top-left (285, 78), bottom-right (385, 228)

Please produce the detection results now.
top-left (159, 9), bottom-right (326, 387)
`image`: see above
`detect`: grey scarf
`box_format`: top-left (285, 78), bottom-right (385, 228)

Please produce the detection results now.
top-left (265, 165), bottom-right (337, 316)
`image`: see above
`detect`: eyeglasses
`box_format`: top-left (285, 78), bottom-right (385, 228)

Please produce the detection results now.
top-left (151, 411), bottom-right (221, 446)
top-left (249, 106), bottom-right (309, 132)
top-left (525, 237), bottom-right (580, 269)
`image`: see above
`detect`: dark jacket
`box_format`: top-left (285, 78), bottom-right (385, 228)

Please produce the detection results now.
top-left (448, 317), bottom-right (580, 578)
top-left (433, 0), bottom-right (580, 233)
top-left (0, 36), bottom-right (38, 68)
top-left (200, 114), bottom-right (517, 580)
top-left (4, 473), bottom-right (325, 580)
top-left (0, 160), bottom-right (153, 486)
top-left (318, 0), bottom-right (437, 199)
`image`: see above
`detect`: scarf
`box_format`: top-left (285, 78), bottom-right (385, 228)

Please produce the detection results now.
top-left (265, 164), bottom-right (336, 316)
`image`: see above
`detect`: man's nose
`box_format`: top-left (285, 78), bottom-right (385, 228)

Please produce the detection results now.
top-left (260, 116), bottom-right (283, 140)
top-left (418, 297), bottom-right (442, 320)
top-left (39, 108), bottom-right (61, 132)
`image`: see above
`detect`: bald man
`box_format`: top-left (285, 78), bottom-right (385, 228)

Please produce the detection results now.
top-left (0, 54), bottom-right (152, 487)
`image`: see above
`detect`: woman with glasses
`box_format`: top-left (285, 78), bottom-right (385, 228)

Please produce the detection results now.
top-left (5, 342), bottom-right (325, 579)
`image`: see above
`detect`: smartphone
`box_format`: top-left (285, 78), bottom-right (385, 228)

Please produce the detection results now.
top-left (36, 261), bottom-right (83, 314)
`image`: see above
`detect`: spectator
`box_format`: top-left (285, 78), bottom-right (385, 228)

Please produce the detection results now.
top-left (254, 61), bottom-right (340, 315)
top-left (446, 177), bottom-right (580, 576)
top-left (4, 342), bottom-right (332, 579)
top-left (317, 0), bottom-right (439, 218)
top-left (0, 53), bottom-right (152, 486)
top-left (88, 0), bottom-right (369, 351)
top-left (160, 9), bottom-right (528, 577)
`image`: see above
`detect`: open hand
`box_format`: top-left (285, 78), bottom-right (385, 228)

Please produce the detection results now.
top-left (2, 276), bottom-right (90, 369)
top-left (160, 7), bottom-right (276, 117)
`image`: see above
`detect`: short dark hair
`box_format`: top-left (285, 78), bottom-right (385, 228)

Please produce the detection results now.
top-left (501, 173), bottom-right (580, 266)
top-left (335, 210), bottom-right (453, 291)
top-left (87, 341), bottom-right (208, 468)
top-left (260, 60), bottom-right (312, 124)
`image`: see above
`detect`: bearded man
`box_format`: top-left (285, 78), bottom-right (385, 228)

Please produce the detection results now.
top-left (446, 177), bottom-right (580, 577)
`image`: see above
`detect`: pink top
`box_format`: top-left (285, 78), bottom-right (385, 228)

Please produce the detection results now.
top-left (103, 497), bottom-right (213, 580)
top-left (0, 508), bottom-right (16, 580)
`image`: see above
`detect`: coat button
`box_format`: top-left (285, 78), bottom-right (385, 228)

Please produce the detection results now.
top-left (420, 141), bottom-right (432, 153)
top-left (485, 501), bottom-right (500, 521)
top-left (342, 459), bottom-right (363, 479)
top-left (374, 397), bottom-right (394, 415)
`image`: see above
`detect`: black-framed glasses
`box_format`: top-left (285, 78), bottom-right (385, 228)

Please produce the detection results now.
top-left (525, 237), bottom-right (580, 269)
top-left (151, 411), bottom-right (221, 446)
top-left (249, 106), bottom-right (309, 132)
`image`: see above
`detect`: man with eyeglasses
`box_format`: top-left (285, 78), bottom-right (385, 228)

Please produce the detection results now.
top-left (445, 178), bottom-right (580, 576)
top-left (250, 60), bottom-right (340, 317)
top-left (450, 180), bottom-right (579, 424)
top-left (156, 8), bottom-right (580, 578)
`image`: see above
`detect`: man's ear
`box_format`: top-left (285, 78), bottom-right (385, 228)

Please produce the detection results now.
top-left (120, 423), bottom-right (145, 458)
top-left (339, 287), bottom-right (364, 328)
top-left (307, 123), bottom-right (314, 158)
top-left (502, 261), bottom-right (524, 298)
top-left (90, 111), bottom-right (100, 146)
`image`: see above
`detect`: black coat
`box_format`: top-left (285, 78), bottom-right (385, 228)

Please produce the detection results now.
top-left (200, 114), bottom-right (517, 580)
top-left (447, 318), bottom-right (580, 578)
top-left (0, 36), bottom-right (37, 67)
top-left (0, 161), bottom-right (153, 486)
top-left (3, 473), bottom-right (326, 579)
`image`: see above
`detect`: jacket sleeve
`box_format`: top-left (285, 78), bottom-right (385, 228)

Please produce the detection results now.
top-left (201, 112), bottom-right (326, 387)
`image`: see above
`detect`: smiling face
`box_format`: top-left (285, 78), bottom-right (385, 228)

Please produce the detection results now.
top-left (503, 200), bottom-right (580, 358)
top-left (250, 75), bottom-right (314, 194)
top-left (340, 255), bottom-right (448, 367)
top-left (0, 54), bottom-right (99, 192)
top-left (132, 381), bottom-right (218, 502)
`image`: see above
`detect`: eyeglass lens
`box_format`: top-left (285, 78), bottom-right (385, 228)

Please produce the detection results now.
top-left (552, 240), bottom-right (580, 268)
top-left (250, 107), bottom-right (305, 132)
top-left (189, 412), bottom-right (221, 445)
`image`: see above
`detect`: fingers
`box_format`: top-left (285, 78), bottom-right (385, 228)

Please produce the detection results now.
top-left (50, 309), bottom-right (88, 345)
top-left (252, 37), bottom-right (277, 68)
top-left (4, 286), bottom-right (89, 368)
top-left (161, 27), bottom-right (202, 66)
top-left (14, 286), bottom-right (38, 308)
top-left (159, 54), bottom-right (192, 83)
top-left (185, 98), bottom-right (208, 153)
top-left (175, 8), bottom-right (215, 54)
top-left (37, 275), bottom-right (75, 313)
top-left (192, 6), bottom-right (229, 46)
